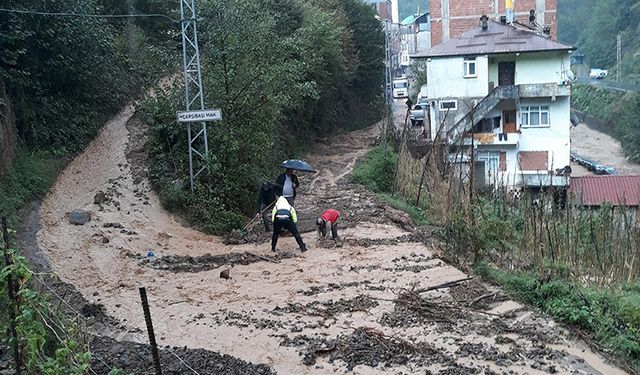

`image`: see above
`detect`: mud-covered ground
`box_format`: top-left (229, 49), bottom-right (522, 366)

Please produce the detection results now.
top-left (19, 99), bottom-right (628, 374)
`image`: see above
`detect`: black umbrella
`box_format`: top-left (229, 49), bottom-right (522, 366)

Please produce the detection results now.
top-left (278, 159), bottom-right (317, 173)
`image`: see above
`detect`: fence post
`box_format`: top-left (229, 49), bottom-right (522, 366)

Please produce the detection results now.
top-left (2, 217), bottom-right (22, 375)
top-left (139, 286), bottom-right (162, 375)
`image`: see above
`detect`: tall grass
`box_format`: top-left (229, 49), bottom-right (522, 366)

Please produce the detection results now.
top-left (394, 129), bottom-right (640, 284)
top-left (391, 118), bottom-right (640, 371)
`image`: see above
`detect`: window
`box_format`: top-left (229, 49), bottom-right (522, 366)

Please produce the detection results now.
top-left (393, 82), bottom-right (408, 89)
top-left (520, 105), bottom-right (550, 126)
top-left (463, 57), bottom-right (477, 78)
top-left (476, 151), bottom-right (500, 174)
top-left (439, 100), bottom-right (457, 111)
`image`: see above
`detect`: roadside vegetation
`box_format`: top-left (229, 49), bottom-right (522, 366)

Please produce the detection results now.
top-left (140, 0), bottom-right (385, 235)
top-left (559, 0), bottom-right (640, 82)
top-left (572, 84), bottom-right (640, 162)
top-left (1, 231), bottom-right (89, 373)
top-left (0, 0), bottom-right (177, 371)
top-left (353, 132), bottom-right (640, 371)
top-left (0, 0), bottom-right (177, 226)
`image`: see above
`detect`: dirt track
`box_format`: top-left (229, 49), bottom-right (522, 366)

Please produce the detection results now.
top-left (32, 100), bottom-right (628, 374)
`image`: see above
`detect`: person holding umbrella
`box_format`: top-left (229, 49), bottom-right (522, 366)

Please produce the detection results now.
top-left (276, 159), bottom-right (316, 206)
top-left (271, 196), bottom-right (307, 252)
top-left (276, 168), bottom-right (299, 206)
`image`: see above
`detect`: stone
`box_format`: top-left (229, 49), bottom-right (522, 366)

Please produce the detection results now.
top-left (220, 268), bottom-right (231, 280)
top-left (94, 191), bottom-right (107, 204)
top-left (68, 209), bottom-right (91, 225)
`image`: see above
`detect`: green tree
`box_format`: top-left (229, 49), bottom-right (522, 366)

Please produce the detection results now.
top-left (143, 0), bottom-right (385, 234)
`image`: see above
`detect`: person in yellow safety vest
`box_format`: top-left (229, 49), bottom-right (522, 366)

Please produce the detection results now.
top-left (271, 196), bottom-right (307, 252)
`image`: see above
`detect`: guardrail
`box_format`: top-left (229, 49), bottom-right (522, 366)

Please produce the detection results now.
top-left (571, 151), bottom-right (617, 175)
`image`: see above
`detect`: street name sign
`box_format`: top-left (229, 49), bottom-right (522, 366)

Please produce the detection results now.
top-left (177, 109), bottom-right (222, 122)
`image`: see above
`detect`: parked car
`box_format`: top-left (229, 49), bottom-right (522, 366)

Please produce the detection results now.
top-left (409, 104), bottom-right (427, 126)
top-left (589, 69), bottom-right (607, 79)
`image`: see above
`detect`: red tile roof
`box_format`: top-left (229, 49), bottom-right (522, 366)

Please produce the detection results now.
top-left (569, 176), bottom-right (640, 206)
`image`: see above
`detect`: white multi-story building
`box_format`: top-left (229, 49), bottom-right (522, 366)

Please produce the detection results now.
top-left (412, 19), bottom-right (574, 189)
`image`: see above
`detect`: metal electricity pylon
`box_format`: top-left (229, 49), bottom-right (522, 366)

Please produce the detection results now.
top-left (180, 0), bottom-right (209, 193)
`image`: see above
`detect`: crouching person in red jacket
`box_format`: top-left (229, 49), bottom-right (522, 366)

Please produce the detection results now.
top-left (316, 209), bottom-right (342, 245)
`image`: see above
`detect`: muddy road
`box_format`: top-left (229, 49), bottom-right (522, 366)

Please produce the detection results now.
top-left (30, 99), bottom-right (627, 374)
top-left (570, 121), bottom-right (640, 176)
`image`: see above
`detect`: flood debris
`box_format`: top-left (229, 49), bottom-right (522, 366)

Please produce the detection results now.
top-left (124, 251), bottom-right (295, 272)
top-left (272, 295), bottom-right (379, 319)
top-left (281, 327), bottom-right (451, 369)
top-left (220, 268), bottom-right (231, 279)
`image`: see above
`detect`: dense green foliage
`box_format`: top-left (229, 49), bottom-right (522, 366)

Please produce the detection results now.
top-left (1, 246), bottom-right (92, 373)
top-left (0, 150), bottom-right (64, 227)
top-left (571, 84), bottom-right (640, 161)
top-left (351, 145), bottom-right (397, 193)
top-left (476, 264), bottom-right (640, 371)
top-left (142, 0), bottom-right (385, 234)
top-left (571, 84), bottom-right (624, 125)
top-left (0, 0), bottom-right (177, 223)
top-left (0, 0), bottom-right (176, 150)
top-left (559, 0), bottom-right (640, 81)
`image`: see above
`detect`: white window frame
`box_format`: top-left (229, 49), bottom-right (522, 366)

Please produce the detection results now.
top-left (519, 105), bottom-right (550, 127)
top-left (439, 100), bottom-right (458, 111)
top-left (476, 151), bottom-right (500, 179)
top-left (463, 57), bottom-right (477, 78)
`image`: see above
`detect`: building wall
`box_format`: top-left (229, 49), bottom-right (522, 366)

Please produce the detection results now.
top-left (514, 51), bottom-right (572, 84)
top-left (517, 96), bottom-right (570, 169)
top-left (416, 31), bottom-right (431, 52)
top-left (430, 0), bottom-right (557, 46)
top-left (426, 52), bottom-right (570, 188)
top-left (427, 55), bottom-right (489, 98)
top-left (487, 51), bottom-right (572, 85)
top-left (476, 96), bottom-right (571, 187)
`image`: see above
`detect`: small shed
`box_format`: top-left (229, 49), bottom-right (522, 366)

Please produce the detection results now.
top-left (569, 176), bottom-right (640, 224)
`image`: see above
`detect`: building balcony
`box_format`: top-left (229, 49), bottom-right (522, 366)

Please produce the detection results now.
top-left (522, 173), bottom-right (569, 187)
top-left (516, 82), bottom-right (571, 98)
top-left (462, 132), bottom-right (519, 147)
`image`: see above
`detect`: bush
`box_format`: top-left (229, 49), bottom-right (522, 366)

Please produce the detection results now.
top-left (377, 193), bottom-right (429, 225)
top-left (0, 150), bottom-right (64, 226)
top-left (352, 145), bottom-right (397, 193)
top-left (476, 264), bottom-right (640, 371)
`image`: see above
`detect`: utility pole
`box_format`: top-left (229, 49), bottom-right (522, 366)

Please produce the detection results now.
top-left (384, 20), bottom-right (393, 105)
top-left (383, 19), bottom-right (393, 143)
top-left (616, 33), bottom-right (622, 81)
top-left (179, 0), bottom-right (215, 193)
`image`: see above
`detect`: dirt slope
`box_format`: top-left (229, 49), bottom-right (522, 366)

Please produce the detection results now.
top-left (35, 101), bottom-right (627, 374)
top-left (571, 123), bottom-right (640, 176)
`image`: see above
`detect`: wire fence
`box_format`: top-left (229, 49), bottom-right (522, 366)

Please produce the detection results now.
top-left (1, 219), bottom-right (200, 375)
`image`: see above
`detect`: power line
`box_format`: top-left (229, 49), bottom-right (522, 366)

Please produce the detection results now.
top-left (0, 7), bottom-right (179, 23)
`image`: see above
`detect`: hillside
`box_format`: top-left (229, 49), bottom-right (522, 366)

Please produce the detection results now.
top-left (558, 0), bottom-right (640, 82)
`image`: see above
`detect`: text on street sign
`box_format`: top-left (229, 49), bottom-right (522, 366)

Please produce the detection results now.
top-left (177, 109), bottom-right (222, 122)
